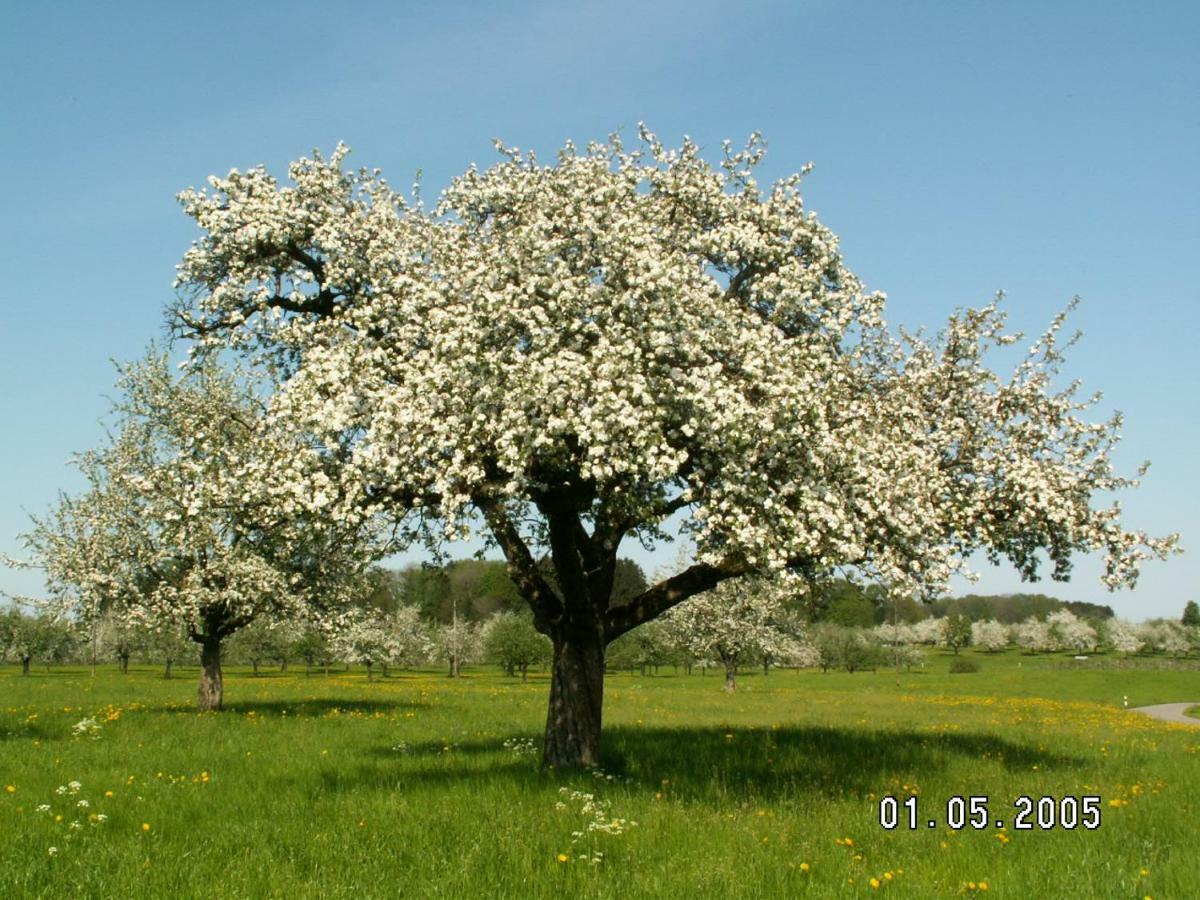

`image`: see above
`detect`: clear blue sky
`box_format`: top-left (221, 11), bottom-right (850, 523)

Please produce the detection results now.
top-left (2, 0), bottom-right (1196, 619)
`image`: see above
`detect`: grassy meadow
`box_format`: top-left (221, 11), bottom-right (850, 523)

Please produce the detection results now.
top-left (2, 651), bottom-right (1198, 899)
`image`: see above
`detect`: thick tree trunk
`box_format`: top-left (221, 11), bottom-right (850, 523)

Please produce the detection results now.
top-left (164, 659), bottom-right (173, 680)
top-left (21, 656), bottom-right (31, 676)
top-left (252, 659), bottom-right (260, 676)
top-left (119, 654), bottom-right (129, 675)
top-left (281, 660), bottom-right (289, 673)
top-left (520, 663), bottom-right (528, 683)
top-left (542, 630), bottom-right (605, 769)
top-left (198, 638), bottom-right (223, 711)
top-left (366, 661), bottom-right (374, 682)
top-left (723, 659), bottom-right (737, 692)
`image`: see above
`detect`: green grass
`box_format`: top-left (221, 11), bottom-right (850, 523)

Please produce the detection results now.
top-left (1185, 705), bottom-right (1200, 720)
top-left (2, 650), bottom-right (1198, 898)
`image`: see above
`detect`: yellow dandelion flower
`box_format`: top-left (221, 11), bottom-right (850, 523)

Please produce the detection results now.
top-left (104, 791), bottom-right (113, 798)
top-left (1139, 868), bottom-right (1149, 876)
top-left (557, 853), bottom-right (569, 863)
top-left (979, 883), bottom-right (988, 892)
top-left (141, 823), bottom-right (151, 832)
top-left (869, 876), bottom-right (881, 889)
top-left (4, 785), bottom-right (14, 794)
top-left (799, 862), bottom-right (811, 873)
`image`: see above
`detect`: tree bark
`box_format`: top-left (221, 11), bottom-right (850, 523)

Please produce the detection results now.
top-left (520, 663), bottom-right (528, 683)
top-left (164, 659), bottom-right (173, 680)
top-left (198, 637), bottom-right (224, 711)
top-left (119, 654), bottom-right (129, 675)
top-left (542, 629), bottom-right (605, 769)
top-left (21, 656), bottom-right (31, 676)
top-left (366, 661), bottom-right (374, 682)
top-left (723, 659), bottom-right (737, 692)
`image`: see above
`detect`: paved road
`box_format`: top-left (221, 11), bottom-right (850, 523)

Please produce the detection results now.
top-left (1128, 703), bottom-right (1200, 726)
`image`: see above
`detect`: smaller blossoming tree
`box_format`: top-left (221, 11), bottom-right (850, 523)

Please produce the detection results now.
top-left (11, 354), bottom-right (378, 709)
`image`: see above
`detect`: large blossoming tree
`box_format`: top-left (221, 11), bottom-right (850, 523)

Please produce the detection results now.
top-left (14, 355), bottom-right (377, 710)
top-left (170, 128), bottom-right (1175, 766)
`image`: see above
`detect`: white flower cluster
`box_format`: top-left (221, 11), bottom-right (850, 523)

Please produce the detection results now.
top-left (556, 786), bottom-right (637, 841)
top-left (70, 717), bottom-right (101, 740)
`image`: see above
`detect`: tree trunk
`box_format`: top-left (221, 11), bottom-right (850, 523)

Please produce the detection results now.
top-left (119, 654), bottom-right (129, 675)
top-left (252, 659), bottom-right (260, 676)
top-left (763, 659), bottom-right (770, 676)
top-left (366, 661), bottom-right (374, 683)
top-left (164, 659), bottom-right (173, 680)
top-left (520, 663), bottom-right (528, 683)
top-left (542, 630), bottom-right (605, 769)
top-left (281, 660), bottom-right (289, 673)
top-left (723, 659), bottom-right (737, 692)
top-left (198, 637), bottom-right (223, 711)
top-left (21, 656), bottom-right (31, 676)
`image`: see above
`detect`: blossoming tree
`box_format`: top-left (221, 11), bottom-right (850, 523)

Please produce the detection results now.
top-left (661, 577), bottom-right (809, 691)
top-left (170, 129), bottom-right (1175, 766)
top-left (14, 355), bottom-right (377, 709)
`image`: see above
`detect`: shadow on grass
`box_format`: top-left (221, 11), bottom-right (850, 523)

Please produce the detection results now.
top-left (315, 723), bottom-right (1082, 802)
top-left (216, 697), bottom-right (431, 717)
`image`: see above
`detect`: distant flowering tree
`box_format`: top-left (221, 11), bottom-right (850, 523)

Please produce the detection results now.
top-left (387, 605), bottom-right (434, 670)
top-left (433, 618), bottom-right (481, 678)
top-left (168, 130), bottom-right (1176, 766)
top-left (482, 610), bottom-right (552, 681)
top-left (1140, 620), bottom-right (1190, 657)
top-left (1182, 601), bottom-right (1200, 628)
top-left (11, 355), bottom-right (377, 710)
top-left (1014, 616), bottom-right (1055, 654)
top-left (910, 617), bottom-right (944, 646)
top-left (332, 611), bottom-right (399, 681)
top-left (941, 612), bottom-right (973, 655)
top-left (94, 612), bottom-right (144, 675)
top-left (971, 619), bottom-right (1010, 653)
top-left (874, 621), bottom-right (918, 646)
top-left (142, 625), bottom-right (194, 679)
top-left (662, 577), bottom-right (808, 691)
top-left (1045, 609), bottom-right (1096, 652)
top-left (1104, 618), bottom-right (1144, 655)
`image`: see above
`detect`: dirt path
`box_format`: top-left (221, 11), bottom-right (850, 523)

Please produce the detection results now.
top-left (1128, 703), bottom-right (1200, 726)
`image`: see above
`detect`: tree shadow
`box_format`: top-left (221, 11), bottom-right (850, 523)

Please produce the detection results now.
top-left (306, 723), bottom-right (1082, 803)
top-left (600, 724), bottom-right (1082, 799)
top-left (215, 697), bottom-right (430, 717)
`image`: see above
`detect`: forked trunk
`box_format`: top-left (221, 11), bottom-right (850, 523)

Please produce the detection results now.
top-left (542, 629), bottom-right (605, 769)
top-left (198, 637), bottom-right (223, 711)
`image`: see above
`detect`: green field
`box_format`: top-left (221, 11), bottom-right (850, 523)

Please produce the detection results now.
top-left (2, 651), bottom-right (1197, 899)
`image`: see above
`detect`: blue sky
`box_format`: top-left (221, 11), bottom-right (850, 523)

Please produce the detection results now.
top-left (2, 0), bottom-right (1196, 619)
